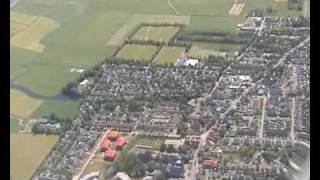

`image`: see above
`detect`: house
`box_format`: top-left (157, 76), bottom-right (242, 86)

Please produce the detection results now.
top-left (116, 137), bottom-right (127, 150)
top-left (100, 140), bottom-right (111, 152)
top-left (105, 150), bottom-right (117, 161)
top-left (108, 131), bottom-right (119, 141)
top-left (202, 160), bottom-right (219, 169)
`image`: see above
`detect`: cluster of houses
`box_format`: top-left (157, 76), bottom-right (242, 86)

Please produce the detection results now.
top-left (33, 15), bottom-right (309, 180)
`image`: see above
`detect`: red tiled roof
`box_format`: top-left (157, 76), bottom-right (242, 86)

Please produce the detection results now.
top-left (105, 150), bottom-right (117, 158)
top-left (203, 160), bottom-right (219, 167)
top-left (116, 137), bottom-right (127, 147)
top-left (108, 131), bottom-right (119, 139)
top-left (100, 140), bottom-right (111, 149)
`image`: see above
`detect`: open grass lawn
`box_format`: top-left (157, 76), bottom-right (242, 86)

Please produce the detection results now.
top-left (116, 44), bottom-right (159, 62)
top-left (171, 0), bottom-right (235, 15)
top-left (131, 26), bottom-right (180, 43)
top-left (188, 45), bottom-right (228, 59)
top-left (30, 100), bottom-right (79, 119)
top-left (186, 16), bottom-right (245, 34)
top-left (10, 134), bottom-right (59, 180)
top-left (14, 64), bottom-right (79, 96)
top-left (183, 41), bottom-right (242, 52)
top-left (153, 46), bottom-right (185, 65)
top-left (10, 89), bottom-right (43, 118)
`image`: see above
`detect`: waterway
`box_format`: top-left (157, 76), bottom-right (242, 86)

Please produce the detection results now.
top-left (10, 83), bottom-right (74, 101)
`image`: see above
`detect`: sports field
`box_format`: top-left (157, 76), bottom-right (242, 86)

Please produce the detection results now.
top-left (131, 26), bottom-right (180, 43)
top-left (116, 44), bottom-right (159, 62)
top-left (10, 134), bottom-right (59, 180)
top-left (153, 46), bottom-right (185, 65)
top-left (10, 90), bottom-right (43, 118)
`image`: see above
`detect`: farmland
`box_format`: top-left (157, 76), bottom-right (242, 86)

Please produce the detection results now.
top-left (131, 26), bottom-right (180, 43)
top-left (10, 89), bottom-right (43, 118)
top-left (10, 134), bottom-right (59, 180)
top-left (11, 16), bottom-right (60, 53)
top-left (153, 46), bottom-right (185, 65)
top-left (115, 44), bottom-right (159, 62)
top-left (107, 15), bottom-right (190, 46)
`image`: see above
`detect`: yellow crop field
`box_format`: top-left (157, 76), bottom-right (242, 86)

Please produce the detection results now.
top-left (229, 3), bottom-right (245, 16)
top-left (10, 90), bottom-right (43, 118)
top-left (10, 11), bottom-right (37, 25)
top-left (11, 17), bottom-right (60, 53)
top-left (10, 134), bottom-right (59, 180)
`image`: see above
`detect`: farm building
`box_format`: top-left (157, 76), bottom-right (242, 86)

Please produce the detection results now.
top-left (108, 131), bottom-right (119, 141)
top-left (202, 160), bottom-right (219, 169)
top-left (116, 137), bottom-right (127, 149)
top-left (100, 140), bottom-right (111, 152)
top-left (104, 150), bottom-right (117, 161)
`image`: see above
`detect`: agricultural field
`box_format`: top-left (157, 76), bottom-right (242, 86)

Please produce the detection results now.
top-left (10, 89), bottom-right (43, 118)
top-left (11, 16), bottom-right (60, 53)
top-left (170, 0), bottom-right (235, 15)
top-left (115, 44), bottom-right (159, 62)
top-left (10, 134), bottom-right (59, 180)
top-left (107, 15), bottom-right (190, 46)
top-left (133, 136), bottom-right (164, 150)
top-left (185, 16), bottom-right (245, 34)
top-left (131, 26), bottom-right (180, 43)
top-left (229, 3), bottom-right (246, 16)
top-left (30, 100), bottom-right (79, 119)
top-left (153, 46), bottom-right (185, 65)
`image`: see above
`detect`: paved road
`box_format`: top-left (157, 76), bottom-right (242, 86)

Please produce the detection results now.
top-left (72, 131), bottom-right (109, 180)
top-left (259, 96), bottom-right (267, 139)
top-left (274, 37), bottom-right (310, 68)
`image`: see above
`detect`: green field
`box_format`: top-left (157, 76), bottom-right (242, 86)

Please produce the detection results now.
top-left (188, 41), bottom-right (242, 52)
top-left (116, 44), bottom-right (159, 61)
top-left (185, 16), bottom-right (245, 34)
top-left (10, 118), bottom-right (20, 134)
top-left (10, 134), bottom-right (59, 180)
top-left (30, 100), bottom-right (79, 119)
top-left (171, 0), bottom-right (234, 15)
top-left (153, 46), bottom-right (185, 65)
top-left (82, 160), bottom-right (112, 180)
top-left (131, 26), bottom-right (180, 42)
